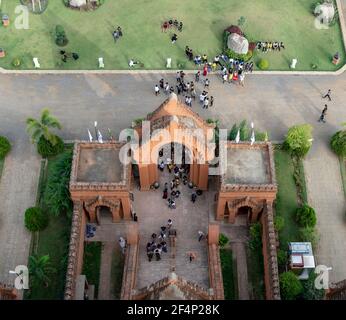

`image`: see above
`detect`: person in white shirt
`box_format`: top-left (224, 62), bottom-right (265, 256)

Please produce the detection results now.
top-left (154, 84), bottom-right (160, 96)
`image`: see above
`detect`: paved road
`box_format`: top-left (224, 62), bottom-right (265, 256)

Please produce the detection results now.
top-left (0, 71), bottom-right (346, 290)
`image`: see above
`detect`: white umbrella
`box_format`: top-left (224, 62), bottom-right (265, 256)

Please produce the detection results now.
top-left (87, 129), bottom-right (93, 142)
top-left (97, 130), bottom-right (103, 143)
top-left (235, 129), bottom-right (240, 143)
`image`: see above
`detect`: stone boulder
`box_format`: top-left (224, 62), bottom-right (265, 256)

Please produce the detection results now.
top-left (227, 33), bottom-right (249, 55)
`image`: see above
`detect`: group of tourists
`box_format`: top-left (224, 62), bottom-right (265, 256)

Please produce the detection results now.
top-left (146, 219), bottom-right (173, 261)
top-left (256, 41), bottom-right (285, 52)
top-left (112, 26), bottom-right (123, 42)
top-left (199, 90), bottom-right (213, 109)
top-left (159, 159), bottom-right (189, 209)
top-left (162, 19), bottom-right (183, 32)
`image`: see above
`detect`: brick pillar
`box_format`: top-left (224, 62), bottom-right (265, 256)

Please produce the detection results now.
top-left (198, 164), bottom-right (209, 190)
top-left (127, 222), bottom-right (139, 245)
top-left (121, 197), bottom-right (132, 221)
top-left (208, 223), bottom-right (220, 244)
top-left (112, 205), bottom-right (121, 222)
top-left (138, 164), bottom-right (150, 190)
top-left (216, 195), bottom-right (226, 220)
top-left (228, 207), bottom-right (236, 224)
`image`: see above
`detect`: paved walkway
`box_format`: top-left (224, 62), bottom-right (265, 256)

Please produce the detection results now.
top-left (304, 127), bottom-right (346, 284)
top-left (98, 242), bottom-right (116, 300)
top-left (133, 169), bottom-right (212, 289)
top-left (0, 140), bottom-right (40, 295)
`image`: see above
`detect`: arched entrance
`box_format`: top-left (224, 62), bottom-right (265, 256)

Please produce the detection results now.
top-left (96, 205), bottom-right (113, 224)
top-left (236, 206), bottom-right (252, 225)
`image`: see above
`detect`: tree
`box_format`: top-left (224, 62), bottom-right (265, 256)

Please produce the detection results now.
top-left (26, 108), bottom-right (62, 146)
top-left (0, 136), bottom-right (11, 159)
top-left (24, 207), bottom-right (49, 232)
top-left (284, 124), bottom-right (313, 158)
top-left (330, 124), bottom-right (346, 157)
top-left (279, 271), bottom-right (303, 300)
top-left (296, 204), bottom-right (317, 228)
top-left (299, 227), bottom-right (319, 248)
top-left (274, 216), bottom-right (285, 232)
top-left (28, 254), bottom-right (56, 288)
top-left (43, 150), bottom-right (73, 216)
top-left (55, 25), bottom-right (68, 46)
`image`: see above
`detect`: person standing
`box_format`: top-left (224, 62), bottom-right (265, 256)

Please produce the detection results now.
top-left (167, 218), bottom-right (173, 229)
top-left (165, 82), bottom-right (170, 94)
top-left (198, 231), bottom-right (205, 242)
top-left (195, 70), bottom-right (200, 82)
top-left (159, 78), bottom-right (164, 89)
top-left (154, 84), bottom-right (160, 96)
top-left (210, 96), bottom-right (214, 107)
top-left (322, 89), bottom-right (332, 101)
top-left (222, 73), bottom-right (228, 84)
top-left (204, 78), bottom-right (210, 89)
top-left (119, 237), bottom-right (127, 254)
top-left (171, 33), bottom-right (178, 43)
top-left (203, 97), bottom-right (209, 109)
top-left (239, 72), bottom-right (245, 87)
top-left (191, 192), bottom-right (197, 203)
top-left (203, 64), bottom-right (208, 77)
top-left (318, 105), bottom-right (328, 123)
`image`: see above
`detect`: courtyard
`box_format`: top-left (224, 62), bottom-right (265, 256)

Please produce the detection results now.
top-left (0, 0), bottom-right (345, 70)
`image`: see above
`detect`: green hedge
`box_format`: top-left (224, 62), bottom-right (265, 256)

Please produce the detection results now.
top-left (0, 136), bottom-right (11, 159)
top-left (296, 204), bottom-right (317, 228)
top-left (25, 207), bottom-right (49, 232)
top-left (37, 135), bottom-right (64, 158)
top-left (331, 130), bottom-right (346, 157)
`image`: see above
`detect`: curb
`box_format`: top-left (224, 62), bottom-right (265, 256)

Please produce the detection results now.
top-left (0, 66), bottom-right (345, 76)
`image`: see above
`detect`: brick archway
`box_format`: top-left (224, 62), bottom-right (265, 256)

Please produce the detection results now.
top-left (85, 196), bottom-right (121, 223)
top-left (227, 196), bottom-right (264, 223)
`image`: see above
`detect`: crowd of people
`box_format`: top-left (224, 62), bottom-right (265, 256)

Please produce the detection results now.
top-left (256, 41), bottom-right (285, 52)
top-left (162, 19), bottom-right (183, 32)
top-left (146, 219), bottom-right (172, 261)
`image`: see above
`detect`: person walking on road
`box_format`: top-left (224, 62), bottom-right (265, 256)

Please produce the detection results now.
top-left (318, 105), bottom-right (328, 123)
top-left (322, 89), bottom-right (332, 101)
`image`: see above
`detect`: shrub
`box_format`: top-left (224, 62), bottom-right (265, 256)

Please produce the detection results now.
top-left (279, 271), bottom-right (303, 300)
top-left (55, 25), bottom-right (68, 46)
top-left (225, 48), bottom-right (253, 62)
top-left (277, 249), bottom-right (288, 268)
top-left (255, 131), bottom-right (268, 141)
top-left (239, 120), bottom-right (249, 140)
top-left (24, 207), bottom-right (49, 232)
top-left (0, 136), bottom-right (11, 159)
top-left (330, 130), bottom-right (346, 157)
top-left (37, 135), bottom-right (64, 158)
top-left (12, 57), bottom-right (21, 67)
top-left (249, 222), bottom-right (262, 251)
top-left (284, 124), bottom-right (313, 158)
top-left (43, 150), bottom-right (73, 216)
top-left (229, 123), bottom-right (239, 140)
top-left (299, 227), bottom-right (319, 248)
top-left (258, 59), bottom-right (269, 70)
top-left (296, 204), bottom-right (317, 228)
top-left (274, 216), bottom-right (285, 232)
top-left (302, 272), bottom-right (325, 300)
top-left (219, 233), bottom-right (229, 248)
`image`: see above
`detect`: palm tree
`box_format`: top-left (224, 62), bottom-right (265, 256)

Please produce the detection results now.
top-left (26, 108), bottom-right (62, 146)
top-left (28, 254), bottom-right (56, 288)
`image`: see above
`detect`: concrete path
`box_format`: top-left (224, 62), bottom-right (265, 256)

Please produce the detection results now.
top-left (0, 139), bottom-right (40, 294)
top-left (231, 242), bottom-right (250, 300)
top-left (304, 126), bottom-right (346, 284)
top-left (98, 242), bottom-right (115, 300)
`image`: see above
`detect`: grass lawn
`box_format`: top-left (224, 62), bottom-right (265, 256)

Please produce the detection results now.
top-left (82, 242), bottom-right (102, 299)
top-left (220, 248), bottom-right (237, 300)
top-left (246, 245), bottom-right (265, 300)
top-left (110, 247), bottom-right (124, 299)
top-left (0, 0), bottom-right (344, 70)
top-left (274, 148), bottom-right (301, 249)
top-left (26, 146), bottom-right (73, 300)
